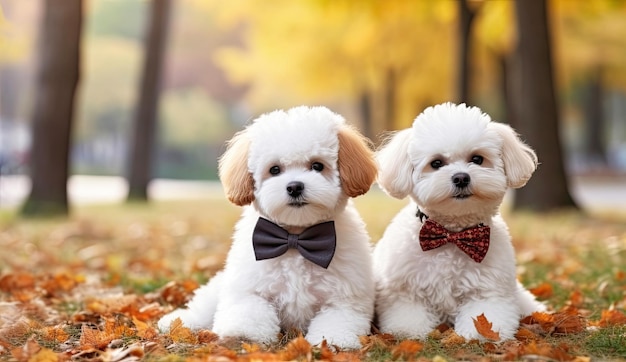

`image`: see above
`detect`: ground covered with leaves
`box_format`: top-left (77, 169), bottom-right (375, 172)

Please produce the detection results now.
top-left (0, 191), bottom-right (625, 361)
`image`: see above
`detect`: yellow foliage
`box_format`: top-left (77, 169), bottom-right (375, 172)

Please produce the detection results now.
top-left (208, 0), bottom-right (456, 128)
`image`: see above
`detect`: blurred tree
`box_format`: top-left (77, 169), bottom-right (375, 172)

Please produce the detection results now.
top-left (456, 0), bottom-right (482, 104)
top-left (126, 0), bottom-right (171, 202)
top-left (554, 0), bottom-right (626, 168)
top-left (20, 0), bottom-right (82, 217)
top-left (211, 0), bottom-right (455, 140)
top-left (511, 0), bottom-right (578, 211)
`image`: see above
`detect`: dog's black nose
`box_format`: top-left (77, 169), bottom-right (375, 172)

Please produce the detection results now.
top-left (452, 172), bottom-right (470, 188)
top-left (286, 181), bottom-right (304, 198)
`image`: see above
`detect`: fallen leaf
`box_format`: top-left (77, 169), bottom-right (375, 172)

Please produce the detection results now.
top-left (197, 330), bottom-right (219, 344)
top-left (10, 336), bottom-right (42, 361)
top-left (0, 273), bottom-right (36, 292)
top-left (168, 318), bottom-right (196, 344)
top-left (529, 282), bottom-right (554, 299)
top-left (278, 335), bottom-right (311, 361)
top-left (598, 309), bottom-right (626, 327)
top-left (569, 290), bottom-right (585, 308)
top-left (359, 333), bottom-right (395, 353)
top-left (391, 340), bottom-right (423, 361)
top-left (79, 324), bottom-right (116, 350)
top-left (27, 347), bottom-right (58, 362)
top-left (472, 314), bottom-right (500, 341)
top-left (440, 329), bottom-right (466, 348)
top-left (514, 326), bottom-right (541, 341)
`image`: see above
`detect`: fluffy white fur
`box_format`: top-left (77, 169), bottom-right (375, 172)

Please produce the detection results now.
top-left (373, 103), bottom-right (546, 341)
top-left (158, 106), bottom-right (378, 349)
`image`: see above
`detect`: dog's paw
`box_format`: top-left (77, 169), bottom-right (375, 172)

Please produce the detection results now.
top-left (377, 300), bottom-right (438, 339)
top-left (455, 300), bottom-right (520, 341)
top-left (305, 331), bottom-right (362, 350)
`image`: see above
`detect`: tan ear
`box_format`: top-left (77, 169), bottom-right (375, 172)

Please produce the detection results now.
top-left (218, 130), bottom-right (255, 206)
top-left (337, 125), bottom-right (377, 197)
top-left (491, 122), bottom-right (538, 188)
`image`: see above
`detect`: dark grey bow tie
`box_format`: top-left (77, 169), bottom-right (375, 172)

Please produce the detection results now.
top-left (252, 218), bottom-right (336, 269)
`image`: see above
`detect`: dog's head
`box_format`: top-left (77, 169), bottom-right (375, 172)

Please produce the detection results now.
top-left (377, 102), bottom-right (537, 217)
top-left (218, 106), bottom-right (377, 227)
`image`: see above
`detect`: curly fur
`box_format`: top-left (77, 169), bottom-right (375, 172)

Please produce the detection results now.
top-left (158, 106), bottom-right (377, 349)
top-left (373, 103), bottom-right (545, 341)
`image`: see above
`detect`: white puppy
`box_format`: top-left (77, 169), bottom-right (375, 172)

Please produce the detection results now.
top-left (373, 103), bottom-right (545, 341)
top-left (158, 106), bottom-right (377, 349)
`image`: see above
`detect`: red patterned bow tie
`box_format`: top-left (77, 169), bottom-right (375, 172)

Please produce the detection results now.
top-left (419, 219), bottom-right (490, 263)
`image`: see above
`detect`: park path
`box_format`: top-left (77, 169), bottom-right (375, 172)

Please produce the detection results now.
top-left (0, 174), bottom-right (625, 211)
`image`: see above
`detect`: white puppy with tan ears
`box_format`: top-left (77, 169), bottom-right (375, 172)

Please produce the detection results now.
top-left (373, 102), bottom-right (545, 341)
top-left (158, 106), bottom-right (377, 349)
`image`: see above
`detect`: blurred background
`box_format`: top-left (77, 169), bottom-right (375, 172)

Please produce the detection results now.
top-left (0, 0), bottom-right (625, 215)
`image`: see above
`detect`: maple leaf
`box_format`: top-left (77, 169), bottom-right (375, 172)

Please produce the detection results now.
top-left (40, 326), bottom-right (69, 343)
top-left (278, 335), bottom-right (312, 361)
top-left (440, 329), bottom-right (466, 348)
top-left (79, 324), bottom-right (115, 350)
top-left (391, 340), bottom-right (423, 361)
top-left (167, 318), bottom-right (196, 344)
top-left (598, 309), bottom-right (626, 327)
top-left (10, 336), bottom-right (42, 361)
top-left (0, 273), bottom-right (36, 292)
top-left (197, 329), bottom-right (219, 344)
top-left (359, 333), bottom-right (395, 353)
top-left (472, 314), bottom-right (500, 341)
top-left (529, 282), bottom-right (553, 299)
top-left (26, 347), bottom-right (58, 362)
top-left (514, 326), bottom-right (541, 341)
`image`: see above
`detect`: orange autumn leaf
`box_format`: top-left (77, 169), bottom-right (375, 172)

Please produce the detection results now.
top-left (598, 309), bottom-right (626, 327)
top-left (79, 324), bottom-right (115, 350)
top-left (27, 347), bottom-right (58, 362)
top-left (472, 313), bottom-right (500, 341)
top-left (197, 329), bottom-right (219, 344)
top-left (319, 340), bottom-right (334, 360)
top-left (40, 326), bottom-right (69, 344)
top-left (530, 308), bottom-right (585, 335)
top-left (440, 329), bottom-right (466, 348)
top-left (391, 340), bottom-right (423, 360)
top-left (553, 307), bottom-right (586, 334)
top-left (10, 336), bottom-right (42, 361)
top-left (514, 327), bottom-right (541, 341)
top-left (0, 273), bottom-right (36, 292)
top-left (168, 318), bottom-right (196, 344)
top-left (40, 273), bottom-right (83, 297)
top-left (569, 290), bottom-right (585, 308)
top-left (241, 342), bottom-right (260, 353)
top-left (278, 335), bottom-right (312, 361)
top-left (359, 333), bottom-right (395, 353)
top-left (529, 282), bottom-right (553, 299)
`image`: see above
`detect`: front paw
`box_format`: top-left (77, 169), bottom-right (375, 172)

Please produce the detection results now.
top-left (377, 301), bottom-right (439, 339)
top-left (455, 301), bottom-right (520, 341)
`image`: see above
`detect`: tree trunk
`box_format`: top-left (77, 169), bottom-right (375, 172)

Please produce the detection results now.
top-left (20, 0), bottom-right (82, 217)
top-left (126, 0), bottom-right (171, 202)
top-left (457, 0), bottom-right (477, 104)
top-left (583, 67), bottom-right (606, 167)
top-left (511, 0), bottom-right (578, 211)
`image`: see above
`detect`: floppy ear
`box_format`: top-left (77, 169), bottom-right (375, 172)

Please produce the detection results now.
top-left (491, 122), bottom-right (538, 189)
top-left (218, 130), bottom-right (255, 206)
top-left (376, 129), bottom-right (414, 199)
top-left (337, 125), bottom-right (377, 198)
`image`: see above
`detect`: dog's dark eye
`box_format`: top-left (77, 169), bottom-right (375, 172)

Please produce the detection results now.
top-left (430, 159), bottom-right (444, 169)
top-left (269, 165), bottom-right (281, 175)
top-left (471, 155), bottom-right (484, 165)
top-left (311, 162), bottom-right (324, 172)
